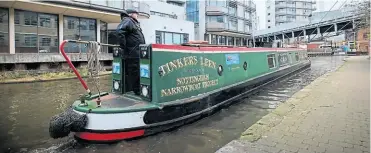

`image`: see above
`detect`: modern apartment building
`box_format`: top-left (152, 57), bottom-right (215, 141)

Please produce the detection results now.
top-left (186, 0), bottom-right (257, 46)
top-left (0, 0), bottom-right (194, 71)
top-left (266, 0), bottom-right (316, 29)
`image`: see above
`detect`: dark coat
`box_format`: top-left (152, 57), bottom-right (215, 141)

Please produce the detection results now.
top-left (116, 12), bottom-right (146, 58)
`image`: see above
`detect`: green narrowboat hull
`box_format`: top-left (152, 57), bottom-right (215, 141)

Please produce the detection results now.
top-left (52, 44), bottom-right (311, 142)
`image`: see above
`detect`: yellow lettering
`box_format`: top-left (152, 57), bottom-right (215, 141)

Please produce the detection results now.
top-left (160, 75), bottom-right (219, 97)
top-left (175, 59), bottom-right (184, 68)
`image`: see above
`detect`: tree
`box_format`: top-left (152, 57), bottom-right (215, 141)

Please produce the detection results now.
top-left (346, 0), bottom-right (370, 29)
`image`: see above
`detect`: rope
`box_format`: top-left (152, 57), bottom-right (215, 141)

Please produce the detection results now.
top-left (86, 41), bottom-right (102, 99)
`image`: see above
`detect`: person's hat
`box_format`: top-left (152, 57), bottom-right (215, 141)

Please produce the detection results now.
top-left (126, 9), bottom-right (138, 14)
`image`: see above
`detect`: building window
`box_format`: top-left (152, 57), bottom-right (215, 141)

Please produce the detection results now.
top-left (363, 33), bottom-right (370, 40)
top-left (167, 1), bottom-right (183, 6)
top-left (63, 16), bottom-right (96, 53)
top-left (0, 8), bottom-right (9, 53)
top-left (267, 54), bottom-right (276, 68)
top-left (100, 21), bottom-right (108, 53)
top-left (186, 0), bottom-right (199, 23)
top-left (155, 31), bottom-right (189, 45)
top-left (210, 34), bottom-right (216, 44)
top-left (236, 37), bottom-right (241, 46)
top-left (227, 36), bottom-right (233, 45)
top-left (14, 10), bottom-right (58, 53)
top-left (268, 26), bottom-right (271, 28)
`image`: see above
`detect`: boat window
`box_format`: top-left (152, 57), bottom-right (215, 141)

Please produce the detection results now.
top-left (267, 54), bottom-right (276, 69)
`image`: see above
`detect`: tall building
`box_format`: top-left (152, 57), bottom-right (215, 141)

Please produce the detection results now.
top-left (0, 0), bottom-right (194, 71)
top-left (186, 0), bottom-right (257, 46)
top-left (266, 0), bottom-right (316, 29)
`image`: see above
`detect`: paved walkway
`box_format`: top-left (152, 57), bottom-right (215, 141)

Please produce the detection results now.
top-left (216, 56), bottom-right (370, 153)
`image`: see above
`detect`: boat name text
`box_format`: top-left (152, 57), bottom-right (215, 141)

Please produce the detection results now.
top-left (159, 56), bottom-right (217, 76)
top-left (160, 74), bottom-right (219, 97)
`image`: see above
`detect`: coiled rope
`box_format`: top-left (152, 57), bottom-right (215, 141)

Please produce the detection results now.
top-left (86, 41), bottom-right (102, 98)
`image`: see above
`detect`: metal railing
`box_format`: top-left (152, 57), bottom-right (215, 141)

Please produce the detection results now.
top-left (59, 39), bottom-right (118, 95)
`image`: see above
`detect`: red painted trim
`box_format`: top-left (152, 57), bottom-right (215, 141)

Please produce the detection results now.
top-left (151, 44), bottom-right (305, 52)
top-left (75, 130), bottom-right (145, 141)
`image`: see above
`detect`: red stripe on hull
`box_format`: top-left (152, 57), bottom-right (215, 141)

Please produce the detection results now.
top-left (75, 130), bottom-right (145, 141)
top-left (151, 44), bottom-right (305, 52)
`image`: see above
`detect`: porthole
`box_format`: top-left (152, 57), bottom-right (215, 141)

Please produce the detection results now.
top-left (243, 61), bottom-right (248, 71)
top-left (217, 65), bottom-right (223, 76)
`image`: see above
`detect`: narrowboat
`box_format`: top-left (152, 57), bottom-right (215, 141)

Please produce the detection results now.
top-left (49, 40), bottom-right (310, 143)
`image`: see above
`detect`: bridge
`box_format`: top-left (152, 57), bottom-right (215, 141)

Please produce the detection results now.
top-left (251, 9), bottom-right (363, 45)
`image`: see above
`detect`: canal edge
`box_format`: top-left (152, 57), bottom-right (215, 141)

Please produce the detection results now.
top-left (236, 57), bottom-right (349, 143)
top-left (0, 72), bottom-right (111, 84)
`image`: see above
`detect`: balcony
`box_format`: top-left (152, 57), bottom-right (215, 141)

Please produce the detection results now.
top-left (275, 11), bottom-right (288, 15)
top-left (206, 6), bottom-right (228, 15)
top-left (245, 1), bottom-right (256, 12)
top-left (54, 0), bottom-right (150, 19)
top-left (166, 0), bottom-right (186, 4)
top-left (276, 18), bottom-right (288, 22)
top-left (205, 22), bottom-right (251, 37)
top-left (275, 3), bottom-right (287, 8)
top-left (206, 22), bottom-right (226, 32)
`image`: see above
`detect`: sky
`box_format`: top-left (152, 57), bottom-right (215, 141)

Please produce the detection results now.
top-left (254, 0), bottom-right (348, 30)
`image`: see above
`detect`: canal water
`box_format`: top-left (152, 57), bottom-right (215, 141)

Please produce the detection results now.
top-left (0, 56), bottom-right (346, 153)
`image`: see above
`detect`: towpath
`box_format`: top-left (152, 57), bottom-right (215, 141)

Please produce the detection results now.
top-left (215, 56), bottom-right (370, 153)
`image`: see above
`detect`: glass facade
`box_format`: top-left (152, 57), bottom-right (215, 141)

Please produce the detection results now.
top-left (155, 31), bottom-right (189, 45)
top-left (14, 9), bottom-right (59, 53)
top-left (0, 8), bottom-right (9, 53)
top-left (207, 0), bottom-right (226, 7)
top-left (63, 16), bottom-right (96, 53)
top-left (207, 34), bottom-right (248, 46)
top-left (186, 0), bottom-right (199, 23)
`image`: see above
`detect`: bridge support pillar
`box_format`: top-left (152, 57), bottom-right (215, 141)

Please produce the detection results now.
top-left (292, 31), bottom-right (295, 44)
top-left (303, 30), bottom-right (306, 43)
top-left (267, 36), bottom-right (269, 42)
top-left (282, 34), bottom-right (285, 47)
top-left (334, 23), bottom-right (338, 33)
top-left (317, 27), bottom-right (321, 36)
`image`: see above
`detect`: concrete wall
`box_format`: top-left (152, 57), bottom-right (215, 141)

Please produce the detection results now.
top-left (0, 53), bottom-right (112, 64)
top-left (196, 0), bottom-right (206, 41)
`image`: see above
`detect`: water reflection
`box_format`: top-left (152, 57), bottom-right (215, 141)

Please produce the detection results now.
top-left (0, 77), bottom-right (112, 153)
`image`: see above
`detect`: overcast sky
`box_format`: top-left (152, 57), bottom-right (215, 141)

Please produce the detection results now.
top-left (255, 0), bottom-right (348, 30)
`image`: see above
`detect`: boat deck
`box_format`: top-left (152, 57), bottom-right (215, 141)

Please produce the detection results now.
top-left (73, 92), bottom-right (157, 113)
top-left (96, 93), bottom-right (140, 108)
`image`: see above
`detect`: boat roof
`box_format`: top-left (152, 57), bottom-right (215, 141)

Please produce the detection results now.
top-left (151, 43), bottom-right (306, 53)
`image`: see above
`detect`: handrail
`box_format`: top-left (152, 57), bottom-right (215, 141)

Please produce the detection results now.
top-left (59, 40), bottom-right (119, 95)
